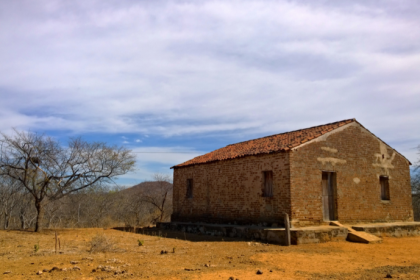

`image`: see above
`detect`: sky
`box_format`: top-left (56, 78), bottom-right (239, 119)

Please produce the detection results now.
top-left (0, 0), bottom-right (419, 186)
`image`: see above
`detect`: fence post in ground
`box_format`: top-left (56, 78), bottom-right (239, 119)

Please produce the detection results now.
top-left (284, 213), bottom-right (291, 246)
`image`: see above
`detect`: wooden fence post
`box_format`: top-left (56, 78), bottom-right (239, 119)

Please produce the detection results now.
top-left (284, 213), bottom-right (291, 246)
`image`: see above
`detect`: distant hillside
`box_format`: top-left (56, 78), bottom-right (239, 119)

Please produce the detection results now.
top-left (120, 180), bottom-right (174, 224)
top-left (121, 181), bottom-right (173, 197)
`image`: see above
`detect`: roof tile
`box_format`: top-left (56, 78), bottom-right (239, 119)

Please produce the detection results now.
top-left (173, 119), bottom-right (355, 168)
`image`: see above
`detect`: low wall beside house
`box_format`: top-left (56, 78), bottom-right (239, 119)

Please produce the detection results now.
top-left (156, 222), bottom-right (348, 245)
top-left (352, 222), bottom-right (420, 237)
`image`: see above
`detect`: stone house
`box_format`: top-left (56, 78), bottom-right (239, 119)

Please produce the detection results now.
top-left (171, 119), bottom-right (413, 227)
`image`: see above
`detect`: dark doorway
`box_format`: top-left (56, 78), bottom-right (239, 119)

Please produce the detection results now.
top-left (322, 171), bottom-right (337, 221)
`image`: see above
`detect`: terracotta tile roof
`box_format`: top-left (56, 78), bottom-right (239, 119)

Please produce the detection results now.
top-left (172, 119), bottom-right (356, 168)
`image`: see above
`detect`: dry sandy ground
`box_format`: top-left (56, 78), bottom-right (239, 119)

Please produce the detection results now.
top-left (1, 228), bottom-right (420, 280)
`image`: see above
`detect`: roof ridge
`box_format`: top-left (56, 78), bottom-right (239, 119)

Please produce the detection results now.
top-left (226, 118), bottom-right (355, 147)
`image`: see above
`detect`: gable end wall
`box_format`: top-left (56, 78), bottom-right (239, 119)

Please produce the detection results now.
top-left (289, 122), bottom-right (413, 226)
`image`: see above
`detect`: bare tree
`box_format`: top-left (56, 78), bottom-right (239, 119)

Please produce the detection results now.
top-left (413, 145), bottom-right (420, 187)
top-left (411, 145), bottom-right (420, 193)
top-left (16, 192), bottom-right (36, 229)
top-left (142, 173), bottom-right (173, 223)
top-left (412, 145), bottom-right (420, 220)
top-left (59, 191), bottom-right (88, 228)
top-left (44, 199), bottom-right (64, 229)
top-left (0, 178), bottom-right (22, 229)
top-left (117, 189), bottom-right (152, 227)
top-left (82, 185), bottom-right (121, 228)
top-left (0, 130), bottom-right (136, 232)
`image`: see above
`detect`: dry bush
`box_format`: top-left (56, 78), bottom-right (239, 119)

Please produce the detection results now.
top-left (88, 233), bottom-right (115, 253)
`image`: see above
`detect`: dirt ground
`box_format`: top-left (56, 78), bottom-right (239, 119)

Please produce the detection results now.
top-left (1, 228), bottom-right (420, 280)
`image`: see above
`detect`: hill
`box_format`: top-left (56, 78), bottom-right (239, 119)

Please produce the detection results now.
top-left (121, 181), bottom-right (173, 197)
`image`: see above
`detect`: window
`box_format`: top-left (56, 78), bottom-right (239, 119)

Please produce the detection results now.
top-left (380, 176), bottom-right (390, 200)
top-left (186, 179), bottom-right (193, 198)
top-left (263, 171), bottom-right (273, 197)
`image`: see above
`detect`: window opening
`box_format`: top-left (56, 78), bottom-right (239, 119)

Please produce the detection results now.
top-left (263, 171), bottom-right (273, 197)
top-left (186, 179), bottom-right (193, 198)
top-left (380, 176), bottom-right (390, 200)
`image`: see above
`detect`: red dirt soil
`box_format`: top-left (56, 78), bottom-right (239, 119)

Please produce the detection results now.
top-left (1, 228), bottom-right (420, 279)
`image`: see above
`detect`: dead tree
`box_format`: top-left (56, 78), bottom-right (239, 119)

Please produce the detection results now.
top-left (17, 192), bottom-right (36, 230)
top-left (0, 178), bottom-right (22, 229)
top-left (142, 173), bottom-right (173, 223)
top-left (116, 187), bottom-right (153, 227)
top-left (0, 130), bottom-right (136, 232)
top-left (412, 145), bottom-right (420, 220)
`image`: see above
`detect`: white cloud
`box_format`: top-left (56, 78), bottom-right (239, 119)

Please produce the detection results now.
top-left (118, 146), bottom-right (204, 183)
top-left (0, 0), bottom-right (419, 163)
top-left (130, 146), bottom-right (203, 166)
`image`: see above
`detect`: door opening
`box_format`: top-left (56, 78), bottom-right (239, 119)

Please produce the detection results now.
top-left (322, 171), bottom-right (337, 221)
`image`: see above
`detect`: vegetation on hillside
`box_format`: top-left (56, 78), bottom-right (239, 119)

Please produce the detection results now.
top-left (0, 177), bottom-right (173, 230)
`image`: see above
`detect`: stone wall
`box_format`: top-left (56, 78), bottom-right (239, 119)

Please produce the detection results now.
top-left (172, 152), bottom-right (291, 225)
top-left (156, 222), bottom-right (348, 245)
top-left (289, 122), bottom-right (413, 226)
top-left (352, 222), bottom-right (420, 237)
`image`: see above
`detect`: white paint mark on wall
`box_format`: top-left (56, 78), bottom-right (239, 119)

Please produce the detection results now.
top-left (321, 147), bottom-right (338, 153)
top-left (372, 141), bottom-right (396, 176)
top-left (353, 178), bottom-right (360, 184)
top-left (317, 157), bottom-right (347, 166)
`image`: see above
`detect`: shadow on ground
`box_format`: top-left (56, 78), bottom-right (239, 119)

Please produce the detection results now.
top-left (114, 226), bottom-right (248, 243)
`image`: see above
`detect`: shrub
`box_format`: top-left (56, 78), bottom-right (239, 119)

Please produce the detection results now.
top-left (137, 239), bottom-right (144, 246)
top-left (89, 233), bottom-right (114, 253)
top-left (34, 244), bottom-right (39, 253)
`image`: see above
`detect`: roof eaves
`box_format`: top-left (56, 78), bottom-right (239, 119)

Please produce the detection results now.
top-left (171, 148), bottom-right (290, 169)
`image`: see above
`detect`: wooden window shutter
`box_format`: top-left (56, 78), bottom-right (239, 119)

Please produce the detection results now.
top-left (186, 179), bottom-right (193, 198)
top-left (380, 176), bottom-right (390, 200)
top-left (263, 171), bottom-right (273, 197)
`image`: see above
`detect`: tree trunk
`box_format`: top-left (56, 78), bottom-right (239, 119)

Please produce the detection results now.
top-left (4, 213), bottom-right (10, 230)
top-left (159, 210), bottom-right (164, 222)
top-left (47, 215), bottom-right (54, 229)
top-left (20, 216), bottom-right (25, 229)
top-left (159, 192), bottom-right (168, 222)
top-left (20, 210), bottom-right (26, 230)
top-left (35, 201), bottom-right (45, 233)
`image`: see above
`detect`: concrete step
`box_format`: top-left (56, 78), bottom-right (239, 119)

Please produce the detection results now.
top-left (347, 231), bottom-right (382, 244)
top-left (330, 221), bottom-right (382, 244)
top-left (330, 221), bottom-right (356, 232)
